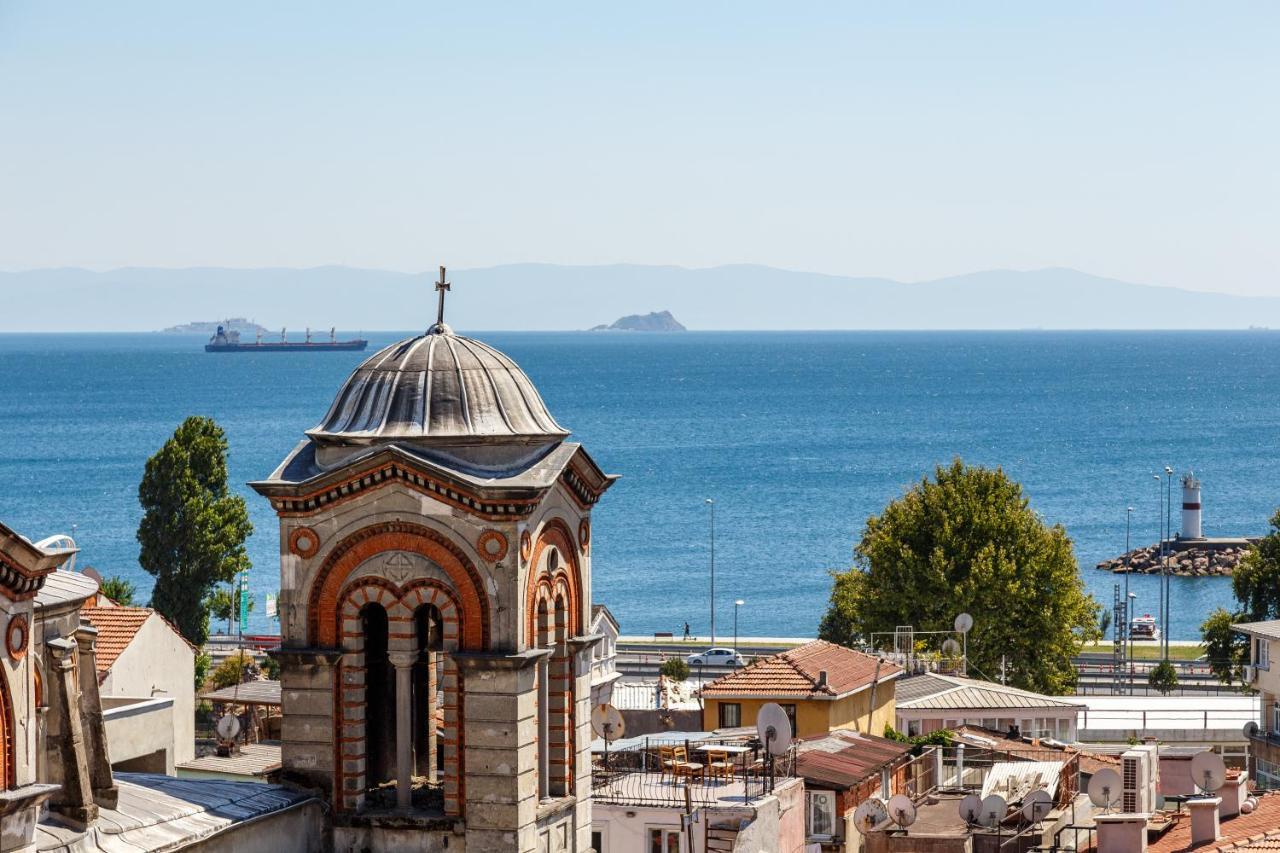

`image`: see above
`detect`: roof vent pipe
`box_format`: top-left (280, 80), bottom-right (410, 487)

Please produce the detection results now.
top-left (817, 670), bottom-right (828, 689)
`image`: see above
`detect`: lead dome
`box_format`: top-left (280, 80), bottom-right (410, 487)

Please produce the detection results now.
top-left (307, 324), bottom-right (569, 473)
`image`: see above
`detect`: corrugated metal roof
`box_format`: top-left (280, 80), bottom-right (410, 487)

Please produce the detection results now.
top-left (980, 760), bottom-right (1063, 801)
top-left (202, 679), bottom-right (282, 706)
top-left (33, 570), bottom-right (98, 610)
top-left (896, 674), bottom-right (1082, 711)
top-left (1233, 619), bottom-right (1280, 640)
top-left (795, 730), bottom-right (911, 789)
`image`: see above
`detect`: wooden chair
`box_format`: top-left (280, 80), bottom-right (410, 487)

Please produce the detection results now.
top-left (658, 745), bottom-right (679, 782)
top-left (706, 749), bottom-right (734, 782)
top-left (672, 746), bottom-right (704, 783)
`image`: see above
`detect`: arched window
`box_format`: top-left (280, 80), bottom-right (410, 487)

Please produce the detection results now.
top-left (550, 594), bottom-right (572, 797)
top-left (361, 603), bottom-right (394, 788)
top-left (413, 604), bottom-right (442, 782)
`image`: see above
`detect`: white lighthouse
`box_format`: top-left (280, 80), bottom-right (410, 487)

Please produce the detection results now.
top-left (1181, 472), bottom-right (1203, 540)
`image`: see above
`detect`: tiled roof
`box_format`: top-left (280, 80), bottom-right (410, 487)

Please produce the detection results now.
top-left (700, 640), bottom-right (901, 699)
top-left (82, 607), bottom-right (154, 673)
top-left (895, 673), bottom-right (1083, 711)
top-left (795, 729), bottom-right (911, 789)
top-left (1147, 791), bottom-right (1280, 852)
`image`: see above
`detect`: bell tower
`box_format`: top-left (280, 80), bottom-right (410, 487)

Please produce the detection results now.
top-left (253, 277), bottom-right (614, 852)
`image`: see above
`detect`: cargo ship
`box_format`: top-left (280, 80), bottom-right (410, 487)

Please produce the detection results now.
top-left (205, 325), bottom-right (368, 352)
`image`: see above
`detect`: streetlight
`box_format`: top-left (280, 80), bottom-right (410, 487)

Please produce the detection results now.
top-left (1154, 473), bottom-right (1164, 661)
top-left (734, 600), bottom-right (744, 662)
top-left (1164, 466), bottom-right (1174, 660)
top-left (1128, 592), bottom-right (1138, 695)
top-left (706, 498), bottom-right (716, 646)
top-left (1124, 506), bottom-right (1133, 693)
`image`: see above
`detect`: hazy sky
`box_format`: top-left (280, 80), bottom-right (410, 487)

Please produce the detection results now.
top-left (2, 3), bottom-right (1277, 294)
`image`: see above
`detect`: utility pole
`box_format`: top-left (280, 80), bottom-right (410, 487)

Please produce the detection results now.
top-left (705, 498), bottom-right (716, 645)
top-left (1164, 466), bottom-right (1173, 659)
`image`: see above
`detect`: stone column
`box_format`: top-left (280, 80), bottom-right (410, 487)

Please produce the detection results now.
top-left (390, 651), bottom-right (417, 810)
top-left (45, 637), bottom-right (97, 829)
top-left (537, 656), bottom-right (550, 799)
top-left (73, 625), bottom-right (118, 809)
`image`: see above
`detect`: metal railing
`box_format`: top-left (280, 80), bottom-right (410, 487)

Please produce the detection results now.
top-left (592, 736), bottom-right (795, 808)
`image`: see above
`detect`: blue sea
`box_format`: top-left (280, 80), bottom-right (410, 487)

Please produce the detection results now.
top-left (1, 331), bottom-right (1274, 641)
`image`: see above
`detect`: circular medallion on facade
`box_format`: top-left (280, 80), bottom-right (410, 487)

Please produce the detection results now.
top-left (578, 518), bottom-right (591, 552)
top-left (520, 530), bottom-right (533, 563)
top-left (289, 526), bottom-right (321, 558)
top-left (477, 530), bottom-right (509, 562)
top-left (6, 614), bottom-right (29, 660)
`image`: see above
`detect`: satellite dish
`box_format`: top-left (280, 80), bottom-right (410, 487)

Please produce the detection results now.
top-left (215, 714), bottom-right (241, 742)
top-left (955, 613), bottom-right (974, 634)
top-left (958, 793), bottom-right (982, 823)
top-left (1088, 768), bottom-right (1123, 811)
top-left (979, 794), bottom-right (1007, 828)
top-left (1190, 751), bottom-right (1226, 794)
top-left (853, 797), bottom-right (888, 832)
top-left (590, 703), bottom-right (626, 742)
top-left (887, 794), bottom-right (917, 828)
top-left (941, 639), bottom-right (962, 657)
top-left (756, 703), bottom-right (793, 755)
top-left (1022, 790), bottom-right (1052, 822)
top-left (1244, 721), bottom-right (1260, 738)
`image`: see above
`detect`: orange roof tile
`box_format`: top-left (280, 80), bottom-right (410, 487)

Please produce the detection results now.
top-left (700, 640), bottom-right (902, 700)
top-left (1147, 791), bottom-right (1280, 852)
top-left (81, 607), bottom-right (154, 673)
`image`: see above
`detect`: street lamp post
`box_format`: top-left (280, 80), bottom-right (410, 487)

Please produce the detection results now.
top-left (1128, 591), bottom-right (1138, 694)
top-left (1154, 473), bottom-right (1164, 660)
top-left (1164, 466), bottom-right (1174, 659)
top-left (706, 498), bottom-right (716, 646)
top-left (1125, 506), bottom-right (1133, 693)
top-left (734, 599), bottom-right (744, 661)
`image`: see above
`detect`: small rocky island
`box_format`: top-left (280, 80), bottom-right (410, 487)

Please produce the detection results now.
top-left (590, 310), bottom-right (686, 332)
top-left (1096, 541), bottom-right (1256, 577)
top-left (162, 317), bottom-right (270, 335)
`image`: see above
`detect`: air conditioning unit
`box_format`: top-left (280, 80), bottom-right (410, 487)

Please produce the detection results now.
top-left (1121, 745), bottom-right (1158, 814)
top-left (1244, 665), bottom-right (1256, 685)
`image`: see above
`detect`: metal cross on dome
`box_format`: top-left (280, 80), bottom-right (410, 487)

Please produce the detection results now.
top-left (435, 265), bottom-right (451, 327)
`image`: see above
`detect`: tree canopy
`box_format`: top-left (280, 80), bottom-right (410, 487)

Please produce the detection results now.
top-left (138, 416), bottom-right (252, 647)
top-left (98, 575), bottom-right (137, 606)
top-left (1198, 509), bottom-right (1280, 685)
top-left (819, 459), bottom-right (1100, 694)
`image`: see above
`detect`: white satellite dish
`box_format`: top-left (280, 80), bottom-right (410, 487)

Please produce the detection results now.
top-left (954, 613), bottom-right (974, 634)
top-left (756, 703), bottom-right (793, 755)
top-left (979, 794), bottom-right (1007, 828)
top-left (853, 797), bottom-right (888, 832)
top-left (941, 638), bottom-right (962, 657)
top-left (1190, 751), bottom-right (1226, 795)
top-left (1088, 768), bottom-right (1123, 812)
top-left (958, 793), bottom-right (982, 823)
top-left (215, 714), bottom-right (241, 742)
top-left (1021, 790), bottom-right (1052, 822)
top-left (887, 794), bottom-right (917, 828)
top-left (590, 704), bottom-right (626, 742)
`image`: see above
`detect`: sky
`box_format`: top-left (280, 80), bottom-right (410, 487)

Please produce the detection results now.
top-left (1, 2), bottom-right (1278, 295)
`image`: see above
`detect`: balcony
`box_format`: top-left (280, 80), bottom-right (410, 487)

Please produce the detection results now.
top-left (592, 736), bottom-right (795, 808)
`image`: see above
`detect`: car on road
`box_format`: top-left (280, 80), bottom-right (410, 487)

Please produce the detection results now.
top-left (687, 647), bottom-right (745, 667)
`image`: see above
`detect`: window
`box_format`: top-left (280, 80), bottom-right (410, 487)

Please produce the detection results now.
top-left (1258, 638), bottom-right (1271, 671)
top-left (906, 719), bottom-right (921, 737)
top-left (781, 704), bottom-right (798, 736)
top-left (719, 703), bottom-right (741, 728)
top-left (807, 790), bottom-right (837, 839)
top-left (591, 830), bottom-right (604, 852)
top-left (648, 827), bottom-right (680, 853)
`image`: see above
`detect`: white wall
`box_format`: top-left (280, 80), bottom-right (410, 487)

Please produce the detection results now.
top-left (99, 614), bottom-right (195, 765)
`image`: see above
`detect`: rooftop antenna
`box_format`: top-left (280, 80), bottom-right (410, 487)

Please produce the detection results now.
top-left (590, 703), bottom-right (625, 773)
top-left (854, 797), bottom-right (888, 833)
top-left (887, 794), bottom-right (917, 830)
top-left (1088, 768), bottom-right (1122, 814)
top-left (1244, 721), bottom-right (1260, 739)
top-left (958, 793), bottom-right (982, 824)
top-left (1190, 751), bottom-right (1226, 798)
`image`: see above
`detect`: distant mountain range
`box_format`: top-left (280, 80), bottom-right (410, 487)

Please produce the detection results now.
top-left (3, 264), bottom-right (1280, 332)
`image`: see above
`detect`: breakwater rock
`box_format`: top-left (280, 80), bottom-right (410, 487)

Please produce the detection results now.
top-left (1096, 543), bottom-right (1252, 577)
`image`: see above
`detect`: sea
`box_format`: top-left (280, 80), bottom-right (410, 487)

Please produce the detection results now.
top-left (1, 330), bottom-right (1276, 641)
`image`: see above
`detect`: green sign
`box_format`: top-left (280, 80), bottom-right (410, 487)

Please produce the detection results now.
top-left (239, 572), bottom-right (250, 633)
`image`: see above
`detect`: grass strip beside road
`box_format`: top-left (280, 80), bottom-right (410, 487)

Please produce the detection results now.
top-left (1081, 642), bottom-right (1205, 661)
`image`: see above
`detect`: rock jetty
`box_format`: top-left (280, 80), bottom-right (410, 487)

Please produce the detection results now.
top-left (1096, 543), bottom-right (1252, 577)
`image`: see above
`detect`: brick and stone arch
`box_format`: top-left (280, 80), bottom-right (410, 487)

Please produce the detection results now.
top-left (333, 577), bottom-right (466, 815)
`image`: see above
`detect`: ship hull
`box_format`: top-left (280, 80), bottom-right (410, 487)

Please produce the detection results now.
top-left (205, 340), bottom-right (368, 352)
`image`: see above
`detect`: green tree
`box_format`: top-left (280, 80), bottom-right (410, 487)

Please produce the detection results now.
top-left (138, 417), bottom-right (252, 647)
top-left (1201, 608), bottom-right (1248, 687)
top-left (205, 651), bottom-right (260, 691)
top-left (206, 586), bottom-right (255, 632)
top-left (659, 658), bottom-right (691, 681)
top-left (819, 459), bottom-right (1101, 694)
top-left (98, 575), bottom-right (137, 606)
top-left (1148, 659), bottom-right (1179, 695)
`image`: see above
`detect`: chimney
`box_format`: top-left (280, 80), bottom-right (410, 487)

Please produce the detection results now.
top-left (1095, 814), bottom-right (1149, 853)
top-left (817, 670), bottom-right (828, 689)
top-left (1188, 798), bottom-right (1221, 846)
top-left (1220, 772), bottom-right (1248, 818)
